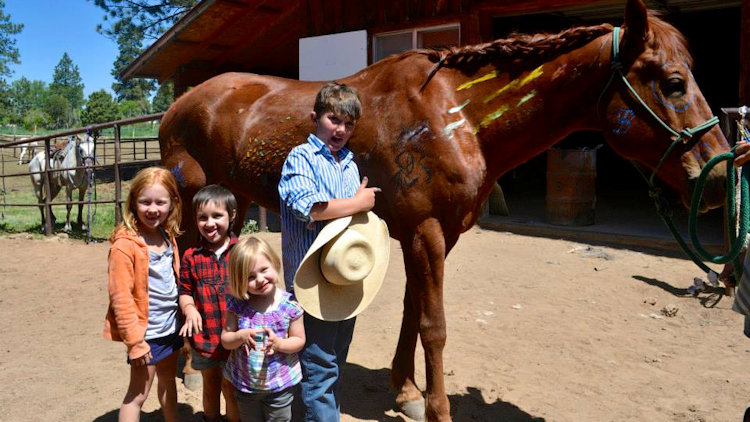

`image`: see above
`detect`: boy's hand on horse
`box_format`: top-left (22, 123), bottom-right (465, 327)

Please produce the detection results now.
top-left (179, 305), bottom-right (203, 337)
top-left (355, 177), bottom-right (381, 212)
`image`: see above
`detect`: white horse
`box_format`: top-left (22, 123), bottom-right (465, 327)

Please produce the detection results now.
top-left (17, 138), bottom-right (38, 165)
top-left (29, 135), bottom-right (96, 231)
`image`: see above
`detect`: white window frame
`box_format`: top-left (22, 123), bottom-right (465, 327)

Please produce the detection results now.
top-left (372, 23), bottom-right (461, 63)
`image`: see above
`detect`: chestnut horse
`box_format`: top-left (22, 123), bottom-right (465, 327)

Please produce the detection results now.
top-left (159, 0), bottom-right (729, 419)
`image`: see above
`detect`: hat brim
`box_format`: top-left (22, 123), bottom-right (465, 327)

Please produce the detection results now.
top-left (294, 211), bottom-right (390, 321)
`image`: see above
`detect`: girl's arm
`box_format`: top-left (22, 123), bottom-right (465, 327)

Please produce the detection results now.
top-left (264, 316), bottom-right (306, 355)
top-left (221, 311), bottom-right (261, 351)
top-left (108, 245), bottom-right (149, 360)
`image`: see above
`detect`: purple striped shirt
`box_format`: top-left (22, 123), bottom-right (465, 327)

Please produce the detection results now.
top-left (223, 291), bottom-right (303, 392)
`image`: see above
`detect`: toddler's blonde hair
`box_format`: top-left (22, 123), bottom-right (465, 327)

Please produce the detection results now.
top-left (229, 236), bottom-right (282, 300)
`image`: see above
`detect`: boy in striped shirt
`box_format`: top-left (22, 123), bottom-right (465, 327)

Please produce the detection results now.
top-left (278, 82), bottom-right (380, 421)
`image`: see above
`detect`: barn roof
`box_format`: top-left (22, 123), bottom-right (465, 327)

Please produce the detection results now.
top-left (120, 0), bottom-right (302, 83)
top-left (122, 0), bottom-right (740, 84)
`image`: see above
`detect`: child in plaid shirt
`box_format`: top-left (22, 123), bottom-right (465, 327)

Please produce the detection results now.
top-left (178, 185), bottom-right (240, 422)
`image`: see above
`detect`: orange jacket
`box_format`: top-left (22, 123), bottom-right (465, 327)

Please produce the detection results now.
top-left (102, 227), bottom-right (180, 360)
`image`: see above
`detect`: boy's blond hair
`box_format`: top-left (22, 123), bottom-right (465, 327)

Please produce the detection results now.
top-left (313, 82), bottom-right (362, 122)
top-left (229, 236), bottom-right (282, 300)
top-left (110, 166), bottom-right (183, 241)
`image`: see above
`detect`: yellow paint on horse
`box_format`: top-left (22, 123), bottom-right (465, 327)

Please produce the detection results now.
top-left (476, 105), bottom-right (510, 133)
top-left (456, 70), bottom-right (499, 91)
top-left (483, 65), bottom-right (544, 103)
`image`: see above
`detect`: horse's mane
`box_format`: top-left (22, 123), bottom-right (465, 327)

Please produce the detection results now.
top-left (417, 12), bottom-right (691, 90)
top-left (418, 22), bottom-right (613, 90)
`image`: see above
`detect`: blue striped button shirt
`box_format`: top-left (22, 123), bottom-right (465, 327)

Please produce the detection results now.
top-left (278, 134), bottom-right (361, 294)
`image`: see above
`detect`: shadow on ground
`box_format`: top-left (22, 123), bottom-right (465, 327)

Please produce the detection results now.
top-left (92, 403), bottom-right (197, 422)
top-left (339, 363), bottom-right (544, 421)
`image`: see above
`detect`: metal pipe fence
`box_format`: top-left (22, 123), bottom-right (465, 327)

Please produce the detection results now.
top-left (0, 113), bottom-right (164, 236)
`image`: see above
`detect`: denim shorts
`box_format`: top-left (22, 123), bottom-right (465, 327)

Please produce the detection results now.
top-left (190, 348), bottom-right (225, 370)
top-left (128, 332), bottom-right (182, 365)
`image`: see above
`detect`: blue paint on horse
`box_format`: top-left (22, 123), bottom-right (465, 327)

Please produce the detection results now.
top-left (650, 81), bottom-right (692, 113)
top-left (170, 161), bottom-right (188, 188)
top-left (613, 108), bottom-right (635, 135)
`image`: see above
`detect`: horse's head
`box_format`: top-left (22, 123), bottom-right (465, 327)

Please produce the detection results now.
top-left (75, 134), bottom-right (96, 169)
top-left (599, 0), bottom-right (730, 211)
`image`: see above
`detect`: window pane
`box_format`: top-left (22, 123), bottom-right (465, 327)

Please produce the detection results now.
top-left (373, 32), bottom-right (413, 62)
top-left (418, 27), bottom-right (460, 49)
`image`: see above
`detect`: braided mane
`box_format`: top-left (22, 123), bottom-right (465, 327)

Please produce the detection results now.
top-left (419, 23), bottom-right (614, 91)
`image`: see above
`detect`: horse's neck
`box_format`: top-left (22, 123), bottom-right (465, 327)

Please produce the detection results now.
top-left (457, 36), bottom-right (611, 180)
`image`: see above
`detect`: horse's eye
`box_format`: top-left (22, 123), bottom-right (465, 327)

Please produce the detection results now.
top-left (661, 77), bottom-right (686, 98)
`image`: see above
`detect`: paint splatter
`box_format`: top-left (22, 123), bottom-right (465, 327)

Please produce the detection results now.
top-left (170, 160), bottom-right (188, 188)
top-left (476, 105), bottom-right (510, 133)
top-left (613, 108), bottom-right (635, 135)
top-left (484, 65), bottom-right (543, 103)
top-left (516, 91), bottom-right (536, 107)
top-left (457, 71), bottom-right (499, 91)
top-left (443, 118), bottom-right (466, 139)
top-left (650, 81), bottom-right (692, 113)
top-left (449, 100), bottom-right (471, 114)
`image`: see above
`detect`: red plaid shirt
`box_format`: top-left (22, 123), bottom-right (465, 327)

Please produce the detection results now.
top-left (179, 235), bottom-right (237, 360)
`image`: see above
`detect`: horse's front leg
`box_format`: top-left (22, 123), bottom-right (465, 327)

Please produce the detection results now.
top-left (64, 186), bottom-right (73, 232)
top-left (394, 218), bottom-right (450, 421)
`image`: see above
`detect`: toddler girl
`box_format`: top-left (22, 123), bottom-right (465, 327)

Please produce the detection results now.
top-left (221, 236), bottom-right (305, 422)
top-left (103, 167), bottom-right (183, 422)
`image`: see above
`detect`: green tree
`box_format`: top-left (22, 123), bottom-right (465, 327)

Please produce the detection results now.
top-left (45, 93), bottom-right (71, 129)
top-left (9, 77), bottom-right (48, 123)
top-left (82, 89), bottom-right (119, 126)
top-left (0, 1), bottom-right (22, 85)
top-left (49, 52), bottom-right (84, 126)
top-left (152, 80), bottom-right (174, 113)
top-left (23, 108), bottom-right (49, 133)
top-left (0, 1), bottom-right (22, 123)
top-left (111, 22), bottom-right (154, 102)
top-left (91, 0), bottom-right (197, 41)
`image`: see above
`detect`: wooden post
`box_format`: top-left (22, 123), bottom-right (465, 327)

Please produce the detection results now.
top-left (43, 138), bottom-right (53, 235)
top-left (259, 206), bottom-right (267, 231)
top-left (114, 125), bottom-right (122, 225)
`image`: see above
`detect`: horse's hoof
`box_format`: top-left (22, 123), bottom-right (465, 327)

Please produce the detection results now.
top-left (399, 399), bottom-right (425, 421)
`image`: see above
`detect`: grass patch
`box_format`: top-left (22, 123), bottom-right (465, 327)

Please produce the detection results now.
top-left (0, 177), bottom-right (129, 241)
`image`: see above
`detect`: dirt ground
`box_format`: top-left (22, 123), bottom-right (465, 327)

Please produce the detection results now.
top-left (1, 228), bottom-right (749, 422)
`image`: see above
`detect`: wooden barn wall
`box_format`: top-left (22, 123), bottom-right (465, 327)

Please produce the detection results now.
top-left (303, 0), bottom-right (472, 38)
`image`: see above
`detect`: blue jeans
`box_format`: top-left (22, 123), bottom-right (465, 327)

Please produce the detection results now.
top-left (299, 313), bottom-right (356, 422)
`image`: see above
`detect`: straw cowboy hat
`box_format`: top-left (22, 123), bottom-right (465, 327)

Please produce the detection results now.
top-left (294, 211), bottom-right (390, 321)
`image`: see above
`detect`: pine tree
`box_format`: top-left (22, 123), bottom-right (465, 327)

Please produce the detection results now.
top-left (81, 89), bottom-right (119, 125)
top-left (49, 53), bottom-right (84, 126)
top-left (152, 81), bottom-right (174, 113)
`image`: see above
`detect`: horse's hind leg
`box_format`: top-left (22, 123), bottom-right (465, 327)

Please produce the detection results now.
top-left (394, 219), bottom-right (450, 422)
top-left (64, 187), bottom-right (73, 232)
top-left (392, 261), bottom-right (425, 419)
top-left (77, 187), bottom-right (86, 230)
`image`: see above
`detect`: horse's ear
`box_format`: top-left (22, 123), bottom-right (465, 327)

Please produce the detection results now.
top-left (624, 0), bottom-right (649, 44)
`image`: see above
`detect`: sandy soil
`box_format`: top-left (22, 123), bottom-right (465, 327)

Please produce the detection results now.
top-left (1, 228), bottom-right (749, 422)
